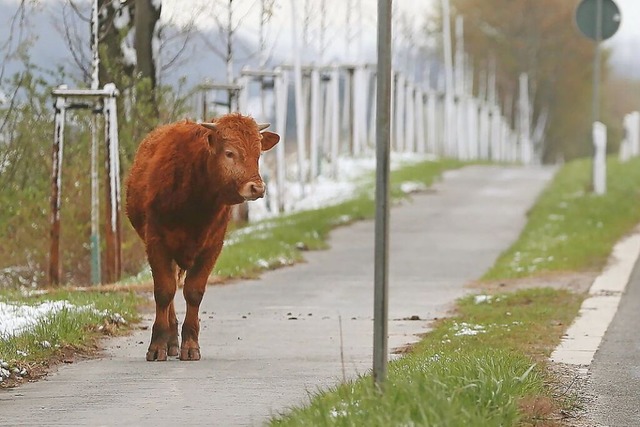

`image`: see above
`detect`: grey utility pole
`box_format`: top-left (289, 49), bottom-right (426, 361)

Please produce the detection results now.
top-left (373, 0), bottom-right (392, 387)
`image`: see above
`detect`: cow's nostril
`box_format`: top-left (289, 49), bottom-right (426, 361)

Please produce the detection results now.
top-left (251, 183), bottom-right (265, 196)
top-left (241, 182), bottom-right (265, 200)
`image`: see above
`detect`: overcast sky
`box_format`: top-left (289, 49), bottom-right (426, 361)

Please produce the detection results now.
top-left (160, 0), bottom-right (639, 65)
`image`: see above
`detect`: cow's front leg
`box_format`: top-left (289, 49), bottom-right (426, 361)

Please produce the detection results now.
top-left (180, 248), bottom-right (220, 361)
top-left (146, 242), bottom-right (177, 361)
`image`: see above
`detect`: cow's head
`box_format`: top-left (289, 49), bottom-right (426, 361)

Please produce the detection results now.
top-left (201, 113), bottom-right (279, 205)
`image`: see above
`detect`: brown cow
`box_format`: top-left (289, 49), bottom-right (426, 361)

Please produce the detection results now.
top-left (126, 113), bottom-right (279, 361)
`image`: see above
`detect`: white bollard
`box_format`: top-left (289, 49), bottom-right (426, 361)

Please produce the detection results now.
top-left (620, 113), bottom-right (631, 163)
top-left (628, 111), bottom-right (640, 158)
top-left (593, 121), bottom-right (607, 195)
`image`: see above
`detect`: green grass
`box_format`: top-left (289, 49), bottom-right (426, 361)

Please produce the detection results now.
top-left (0, 289), bottom-right (141, 367)
top-left (484, 156), bottom-right (640, 280)
top-left (215, 158), bottom-right (464, 279)
top-left (271, 156), bottom-right (640, 425)
top-left (271, 288), bottom-right (582, 426)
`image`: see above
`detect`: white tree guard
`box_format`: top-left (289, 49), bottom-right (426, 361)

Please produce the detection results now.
top-left (395, 74), bottom-right (405, 152)
top-left (466, 98), bottom-right (478, 160)
top-left (104, 83), bottom-right (120, 233)
top-left (52, 93), bottom-right (67, 221)
top-left (330, 66), bottom-right (340, 179)
top-left (405, 83), bottom-right (415, 153)
top-left (425, 90), bottom-right (436, 155)
top-left (415, 90), bottom-right (426, 154)
top-left (310, 67), bottom-right (322, 178)
top-left (274, 68), bottom-right (289, 213)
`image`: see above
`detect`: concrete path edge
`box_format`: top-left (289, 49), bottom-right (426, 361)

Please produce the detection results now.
top-left (549, 227), bottom-right (640, 370)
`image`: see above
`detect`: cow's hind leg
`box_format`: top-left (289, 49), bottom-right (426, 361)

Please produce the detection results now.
top-left (146, 243), bottom-right (177, 361)
top-left (180, 249), bottom-right (219, 361)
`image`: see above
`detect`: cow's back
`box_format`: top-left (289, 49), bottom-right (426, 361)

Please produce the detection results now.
top-left (125, 121), bottom-right (204, 242)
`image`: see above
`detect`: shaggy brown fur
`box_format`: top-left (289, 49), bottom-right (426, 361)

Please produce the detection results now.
top-left (126, 113), bottom-right (279, 361)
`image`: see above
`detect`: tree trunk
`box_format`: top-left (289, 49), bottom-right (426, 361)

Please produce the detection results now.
top-left (134, 0), bottom-right (161, 87)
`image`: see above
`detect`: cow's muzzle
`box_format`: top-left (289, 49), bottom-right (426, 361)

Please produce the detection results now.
top-left (239, 181), bottom-right (265, 201)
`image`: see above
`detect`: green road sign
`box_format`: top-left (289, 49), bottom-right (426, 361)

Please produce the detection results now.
top-left (576, 0), bottom-right (621, 41)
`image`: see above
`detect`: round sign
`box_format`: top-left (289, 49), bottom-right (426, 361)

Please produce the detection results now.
top-left (575, 0), bottom-right (621, 41)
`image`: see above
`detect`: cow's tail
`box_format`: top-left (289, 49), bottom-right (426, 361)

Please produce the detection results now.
top-left (177, 268), bottom-right (187, 287)
top-left (173, 264), bottom-right (187, 288)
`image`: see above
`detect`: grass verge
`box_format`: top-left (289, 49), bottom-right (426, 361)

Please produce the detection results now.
top-left (484, 156), bottom-right (640, 280)
top-left (272, 156), bottom-right (640, 425)
top-left (271, 288), bottom-right (583, 426)
top-left (0, 289), bottom-right (142, 387)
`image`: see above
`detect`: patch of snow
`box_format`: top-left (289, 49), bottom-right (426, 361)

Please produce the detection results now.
top-left (250, 153), bottom-right (433, 222)
top-left (474, 295), bottom-right (492, 304)
top-left (120, 38), bottom-right (137, 66)
top-left (113, 5), bottom-right (131, 30)
top-left (453, 322), bottom-right (486, 337)
top-left (0, 300), bottom-right (109, 338)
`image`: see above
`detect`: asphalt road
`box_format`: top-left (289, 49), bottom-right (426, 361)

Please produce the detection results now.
top-left (584, 256), bottom-right (640, 426)
top-left (0, 165), bottom-right (556, 426)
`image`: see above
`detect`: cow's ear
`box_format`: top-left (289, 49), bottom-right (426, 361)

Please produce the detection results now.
top-left (261, 131), bottom-right (280, 151)
top-left (201, 124), bottom-right (221, 151)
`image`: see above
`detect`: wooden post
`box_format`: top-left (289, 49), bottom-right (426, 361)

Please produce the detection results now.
top-left (49, 90), bottom-right (67, 286)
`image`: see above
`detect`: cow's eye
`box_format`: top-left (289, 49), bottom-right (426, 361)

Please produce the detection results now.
top-left (225, 150), bottom-right (235, 159)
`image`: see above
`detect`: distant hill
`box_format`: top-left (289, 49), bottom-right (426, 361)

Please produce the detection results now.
top-left (1, 0), bottom-right (638, 90)
top-left (0, 0), bottom-right (279, 90)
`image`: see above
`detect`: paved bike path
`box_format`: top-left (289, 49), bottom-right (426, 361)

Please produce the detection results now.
top-left (0, 165), bottom-right (555, 426)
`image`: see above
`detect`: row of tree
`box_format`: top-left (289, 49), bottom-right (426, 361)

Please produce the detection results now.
top-left (440, 0), bottom-right (609, 162)
top-left (0, 0), bottom-right (622, 287)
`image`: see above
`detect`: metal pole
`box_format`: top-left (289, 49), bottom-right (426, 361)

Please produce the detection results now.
top-left (90, 0), bottom-right (101, 285)
top-left (591, 0), bottom-right (603, 193)
top-left (592, 0), bottom-right (603, 124)
top-left (373, 0), bottom-right (392, 387)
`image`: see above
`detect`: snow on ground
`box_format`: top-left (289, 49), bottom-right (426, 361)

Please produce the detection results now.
top-left (250, 152), bottom-right (435, 221)
top-left (0, 300), bottom-right (110, 339)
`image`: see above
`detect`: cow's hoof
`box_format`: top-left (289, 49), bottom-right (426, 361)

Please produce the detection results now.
top-left (180, 347), bottom-right (201, 361)
top-left (167, 345), bottom-right (179, 357)
top-left (146, 348), bottom-right (168, 361)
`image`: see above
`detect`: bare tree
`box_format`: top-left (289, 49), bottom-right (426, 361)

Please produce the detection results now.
top-left (134, 0), bottom-right (161, 88)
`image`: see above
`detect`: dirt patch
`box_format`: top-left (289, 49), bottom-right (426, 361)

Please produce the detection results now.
top-left (0, 343), bottom-right (102, 389)
top-left (468, 271), bottom-right (598, 295)
top-left (545, 363), bottom-right (596, 427)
